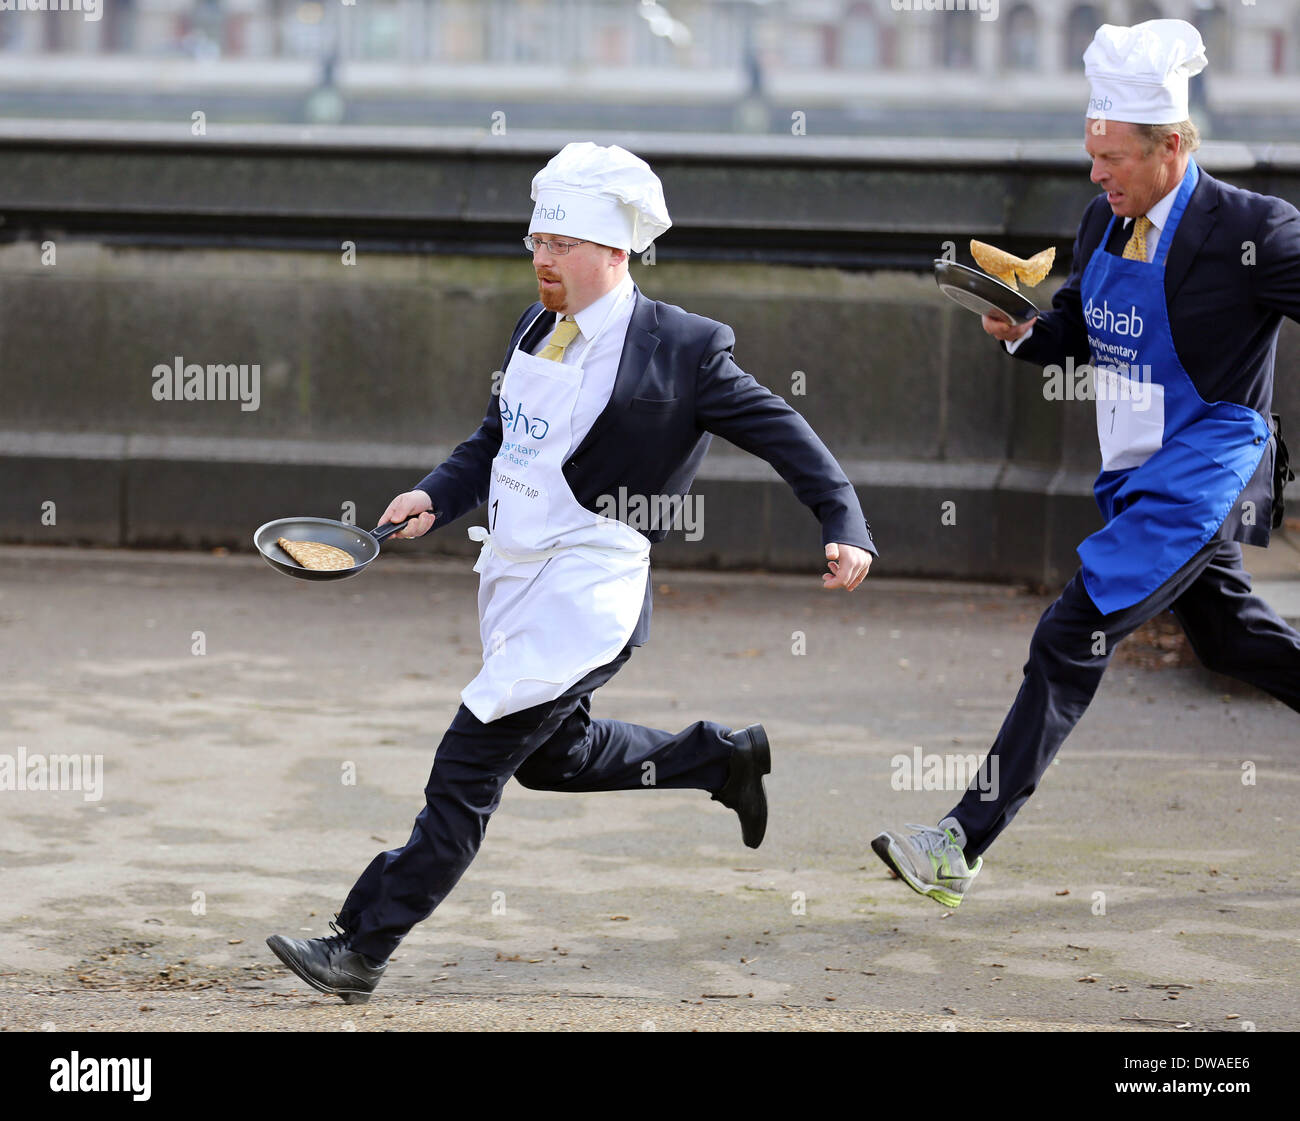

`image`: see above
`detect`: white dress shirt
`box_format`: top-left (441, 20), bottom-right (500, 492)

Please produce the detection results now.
top-left (1005, 175), bottom-right (1184, 354)
top-left (533, 273), bottom-right (636, 455)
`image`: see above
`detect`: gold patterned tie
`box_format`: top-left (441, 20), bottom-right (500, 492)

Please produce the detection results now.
top-left (1122, 215), bottom-right (1154, 261)
top-left (538, 316), bottom-right (579, 362)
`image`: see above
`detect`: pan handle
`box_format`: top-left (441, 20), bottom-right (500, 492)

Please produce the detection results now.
top-left (369, 516), bottom-right (417, 544)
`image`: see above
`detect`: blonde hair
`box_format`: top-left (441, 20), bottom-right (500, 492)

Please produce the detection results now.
top-left (1136, 120), bottom-right (1201, 156)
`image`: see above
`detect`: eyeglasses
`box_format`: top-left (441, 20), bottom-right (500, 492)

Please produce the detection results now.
top-left (523, 235), bottom-right (589, 255)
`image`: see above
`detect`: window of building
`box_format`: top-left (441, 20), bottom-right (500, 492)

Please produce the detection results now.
top-left (1066, 4), bottom-right (1103, 69)
top-left (1003, 4), bottom-right (1037, 71)
top-left (1194, 3), bottom-right (1230, 75)
top-left (841, 4), bottom-right (881, 69)
top-left (940, 14), bottom-right (975, 69)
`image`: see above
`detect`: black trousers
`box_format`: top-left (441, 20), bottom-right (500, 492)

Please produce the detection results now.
top-left (337, 645), bottom-right (734, 962)
top-left (950, 540), bottom-right (1300, 859)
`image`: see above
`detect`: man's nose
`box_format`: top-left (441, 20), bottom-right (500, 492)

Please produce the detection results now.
top-left (1089, 160), bottom-right (1105, 184)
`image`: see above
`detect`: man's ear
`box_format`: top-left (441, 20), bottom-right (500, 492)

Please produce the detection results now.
top-left (611, 247), bottom-right (629, 266)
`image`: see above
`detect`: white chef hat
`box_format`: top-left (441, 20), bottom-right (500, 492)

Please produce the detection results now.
top-left (529, 142), bottom-right (671, 253)
top-left (1084, 19), bottom-right (1207, 124)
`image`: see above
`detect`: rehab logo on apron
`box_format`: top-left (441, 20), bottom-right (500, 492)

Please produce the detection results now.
top-left (1076, 160), bottom-right (1271, 614)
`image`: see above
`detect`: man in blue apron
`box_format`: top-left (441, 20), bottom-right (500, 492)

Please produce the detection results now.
top-left (268, 142), bottom-right (876, 1000)
top-left (873, 19), bottom-right (1300, 908)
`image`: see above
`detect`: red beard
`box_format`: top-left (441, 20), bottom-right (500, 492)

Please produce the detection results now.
top-left (536, 272), bottom-right (565, 311)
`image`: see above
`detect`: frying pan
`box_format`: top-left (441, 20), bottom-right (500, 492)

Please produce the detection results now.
top-left (933, 259), bottom-right (1040, 325)
top-left (253, 514), bottom-right (416, 582)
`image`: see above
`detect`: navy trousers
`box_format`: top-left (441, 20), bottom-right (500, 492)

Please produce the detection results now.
top-left (336, 645), bottom-right (734, 962)
top-left (950, 540), bottom-right (1300, 859)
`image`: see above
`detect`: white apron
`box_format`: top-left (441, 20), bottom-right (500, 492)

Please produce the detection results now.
top-left (460, 302), bottom-right (651, 723)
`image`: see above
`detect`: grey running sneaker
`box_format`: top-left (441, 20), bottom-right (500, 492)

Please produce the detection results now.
top-left (266, 920), bottom-right (387, 1004)
top-left (871, 818), bottom-right (982, 908)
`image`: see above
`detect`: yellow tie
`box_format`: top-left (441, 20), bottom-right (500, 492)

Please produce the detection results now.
top-left (538, 316), bottom-right (579, 362)
top-left (1122, 215), bottom-right (1154, 261)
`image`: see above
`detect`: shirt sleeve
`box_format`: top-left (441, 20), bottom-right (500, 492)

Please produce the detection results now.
top-left (1004, 326), bottom-right (1034, 355)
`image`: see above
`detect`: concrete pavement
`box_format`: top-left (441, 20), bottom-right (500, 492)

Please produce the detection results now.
top-left (1246, 530), bottom-right (1300, 624)
top-left (0, 544), bottom-right (1295, 1032)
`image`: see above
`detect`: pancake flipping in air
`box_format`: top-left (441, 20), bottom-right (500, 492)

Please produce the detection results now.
top-left (277, 537), bottom-right (355, 572)
top-left (970, 240), bottom-right (1056, 290)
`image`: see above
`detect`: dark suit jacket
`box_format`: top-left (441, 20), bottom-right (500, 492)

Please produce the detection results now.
top-left (415, 288), bottom-right (876, 645)
top-left (1009, 164), bottom-right (1300, 542)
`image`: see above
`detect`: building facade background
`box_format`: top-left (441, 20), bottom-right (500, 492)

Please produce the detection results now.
top-left (2, 1), bottom-right (1299, 133)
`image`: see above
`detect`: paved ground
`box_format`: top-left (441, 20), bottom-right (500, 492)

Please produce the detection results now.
top-left (0, 543), bottom-right (1295, 1032)
top-left (1249, 529), bottom-right (1300, 622)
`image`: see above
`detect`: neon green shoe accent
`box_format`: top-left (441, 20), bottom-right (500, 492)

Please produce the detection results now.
top-left (871, 824), bottom-right (983, 908)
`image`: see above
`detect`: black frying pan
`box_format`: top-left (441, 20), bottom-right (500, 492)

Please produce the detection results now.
top-left (253, 514), bottom-right (415, 582)
top-left (933, 259), bottom-right (1040, 325)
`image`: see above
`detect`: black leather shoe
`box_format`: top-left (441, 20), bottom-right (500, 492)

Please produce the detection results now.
top-left (712, 724), bottom-right (771, 849)
top-left (266, 920), bottom-right (387, 1005)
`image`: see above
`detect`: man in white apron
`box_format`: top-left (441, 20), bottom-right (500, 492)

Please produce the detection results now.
top-left (268, 142), bottom-right (876, 1001)
top-left (873, 20), bottom-right (1299, 909)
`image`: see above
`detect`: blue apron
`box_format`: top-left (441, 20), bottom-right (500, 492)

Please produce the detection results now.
top-left (1076, 159), bottom-right (1271, 615)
